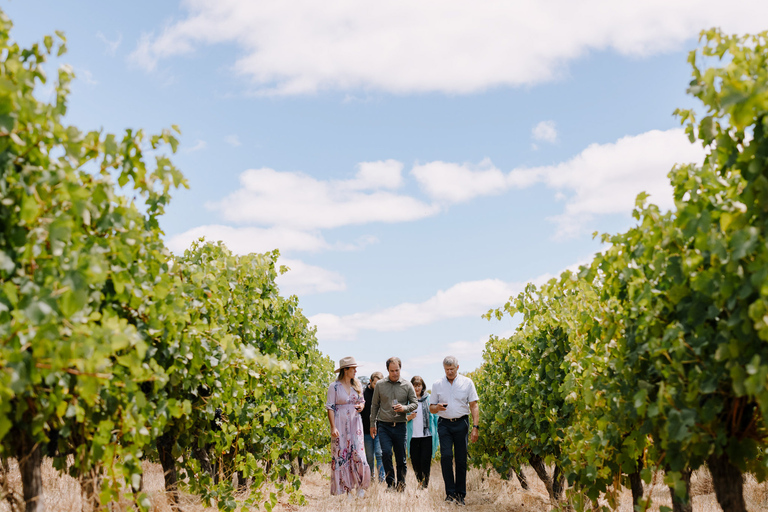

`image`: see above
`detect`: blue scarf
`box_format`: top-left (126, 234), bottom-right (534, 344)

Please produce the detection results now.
top-left (418, 394), bottom-right (431, 436)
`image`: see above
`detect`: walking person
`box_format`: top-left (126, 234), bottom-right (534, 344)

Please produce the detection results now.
top-left (362, 371), bottom-right (386, 482)
top-left (370, 357), bottom-right (417, 491)
top-left (406, 375), bottom-right (439, 490)
top-left (430, 356), bottom-right (479, 505)
top-left (326, 356), bottom-right (371, 498)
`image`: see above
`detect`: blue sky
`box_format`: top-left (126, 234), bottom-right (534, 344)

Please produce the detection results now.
top-left (7, 1), bottom-right (768, 388)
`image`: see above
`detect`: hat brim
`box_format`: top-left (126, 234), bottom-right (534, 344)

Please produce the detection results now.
top-left (334, 364), bottom-right (358, 373)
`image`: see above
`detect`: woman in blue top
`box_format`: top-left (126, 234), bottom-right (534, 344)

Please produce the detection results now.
top-left (406, 375), bottom-right (439, 489)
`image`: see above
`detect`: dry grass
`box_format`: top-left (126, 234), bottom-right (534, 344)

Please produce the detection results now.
top-left (3, 459), bottom-right (768, 511)
top-left (281, 463), bottom-right (550, 512)
top-left (0, 458), bottom-right (218, 512)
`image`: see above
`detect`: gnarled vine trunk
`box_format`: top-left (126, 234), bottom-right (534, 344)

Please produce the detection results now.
top-left (629, 455), bottom-right (644, 507)
top-left (235, 470), bottom-right (247, 492)
top-left (707, 453), bottom-right (746, 512)
top-left (297, 456), bottom-right (309, 477)
top-left (79, 469), bottom-right (102, 512)
top-left (529, 454), bottom-right (563, 503)
top-left (667, 468), bottom-right (692, 512)
top-left (192, 445), bottom-right (215, 482)
top-left (509, 467), bottom-right (529, 490)
top-left (157, 432), bottom-right (181, 510)
top-left (18, 432), bottom-right (44, 512)
top-left (552, 464), bottom-right (564, 499)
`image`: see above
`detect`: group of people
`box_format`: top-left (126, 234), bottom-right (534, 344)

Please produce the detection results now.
top-left (325, 355), bottom-right (479, 505)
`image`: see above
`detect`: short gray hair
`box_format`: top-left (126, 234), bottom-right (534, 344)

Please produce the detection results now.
top-left (443, 356), bottom-right (458, 367)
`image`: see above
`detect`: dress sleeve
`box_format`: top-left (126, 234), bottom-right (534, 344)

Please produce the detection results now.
top-left (326, 382), bottom-right (337, 411)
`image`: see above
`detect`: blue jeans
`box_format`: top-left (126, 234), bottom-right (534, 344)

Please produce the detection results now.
top-left (437, 416), bottom-right (469, 499)
top-left (377, 422), bottom-right (407, 490)
top-left (364, 433), bottom-right (385, 482)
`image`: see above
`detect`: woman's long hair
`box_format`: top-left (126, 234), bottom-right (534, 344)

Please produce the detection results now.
top-left (337, 367), bottom-right (362, 394)
top-left (411, 375), bottom-right (426, 398)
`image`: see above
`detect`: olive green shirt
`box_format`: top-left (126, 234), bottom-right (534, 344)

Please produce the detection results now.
top-left (370, 377), bottom-right (418, 425)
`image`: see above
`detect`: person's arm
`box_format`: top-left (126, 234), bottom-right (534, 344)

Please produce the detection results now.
top-left (405, 383), bottom-right (418, 413)
top-left (370, 384), bottom-right (380, 437)
top-left (328, 408), bottom-right (339, 438)
top-left (429, 384), bottom-right (446, 414)
top-left (354, 389), bottom-right (364, 413)
top-left (469, 400), bottom-right (479, 443)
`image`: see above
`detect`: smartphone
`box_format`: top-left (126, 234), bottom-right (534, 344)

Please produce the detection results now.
top-left (440, 403), bottom-right (448, 407)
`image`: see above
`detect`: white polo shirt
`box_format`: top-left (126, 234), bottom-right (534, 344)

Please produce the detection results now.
top-left (430, 374), bottom-right (478, 419)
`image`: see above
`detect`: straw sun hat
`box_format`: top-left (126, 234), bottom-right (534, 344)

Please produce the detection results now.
top-left (334, 356), bottom-right (358, 373)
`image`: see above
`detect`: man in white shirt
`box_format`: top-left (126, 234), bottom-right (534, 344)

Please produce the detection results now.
top-left (429, 356), bottom-right (479, 506)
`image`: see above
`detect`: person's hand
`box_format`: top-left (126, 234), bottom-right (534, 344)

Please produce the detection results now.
top-left (407, 412), bottom-right (417, 421)
top-left (470, 428), bottom-right (479, 444)
top-left (393, 403), bottom-right (404, 413)
top-left (370, 426), bottom-right (377, 437)
top-left (331, 428), bottom-right (340, 439)
top-left (354, 403), bottom-right (364, 412)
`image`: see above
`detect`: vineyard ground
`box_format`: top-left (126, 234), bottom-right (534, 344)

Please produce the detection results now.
top-left (2, 458), bottom-right (768, 511)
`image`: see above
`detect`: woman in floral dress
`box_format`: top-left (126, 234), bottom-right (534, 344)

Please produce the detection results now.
top-left (326, 356), bottom-right (371, 497)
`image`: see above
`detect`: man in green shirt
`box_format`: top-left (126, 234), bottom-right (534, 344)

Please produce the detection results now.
top-left (370, 357), bottom-right (417, 491)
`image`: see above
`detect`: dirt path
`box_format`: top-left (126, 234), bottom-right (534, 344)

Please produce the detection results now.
top-left (277, 464), bottom-right (550, 512)
top-left (4, 458), bottom-right (767, 511)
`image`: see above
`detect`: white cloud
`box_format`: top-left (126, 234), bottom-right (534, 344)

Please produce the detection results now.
top-left (184, 139), bottom-right (207, 152)
top-left (413, 129), bottom-right (707, 237)
top-left (79, 69), bottom-right (98, 86)
top-left (309, 257), bottom-right (590, 341)
top-left (207, 163), bottom-right (439, 229)
top-left (225, 134), bottom-right (241, 147)
top-left (166, 224), bottom-right (377, 255)
top-left (350, 359), bottom-right (385, 383)
top-left (405, 335), bottom-right (501, 373)
top-left (346, 160), bottom-right (404, 190)
top-left (177, 129), bottom-right (705, 261)
top-left (510, 129), bottom-right (707, 237)
top-left (411, 158), bottom-right (506, 204)
top-left (129, 0), bottom-right (768, 95)
top-left (96, 31), bottom-right (122, 56)
top-left (309, 273), bottom-right (561, 341)
top-left (402, 330), bottom-right (519, 384)
top-left (166, 224), bottom-right (332, 254)
top-left (309, 313), bottom-right (359, 341)
top-left (532, 120), bottom-right (558, 144)
top-left (277, 258), bottom-right (346, 296)
top-left (343, 343), bottom-right (484, 387)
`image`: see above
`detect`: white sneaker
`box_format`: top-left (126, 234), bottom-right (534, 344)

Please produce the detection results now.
top-left (356, 489), bottom-right (366, 499)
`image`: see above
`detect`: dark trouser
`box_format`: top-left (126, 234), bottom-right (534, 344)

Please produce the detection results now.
top-left (438, 416), bottom-right (469, 499)
top-left (377, 421), bottom-right (407, 490)
top-left (364, 433), bottom-right (385, 482)
top-left (410, 436), bottom-right (432, 488)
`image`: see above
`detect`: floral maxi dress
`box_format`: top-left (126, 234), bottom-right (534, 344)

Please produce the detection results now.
top-left (326, 381), bottom-right (371, 495)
